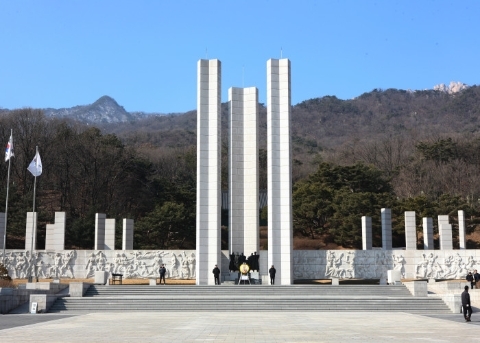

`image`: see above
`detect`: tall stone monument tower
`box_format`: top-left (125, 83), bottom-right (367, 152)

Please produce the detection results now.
top-left (196, 59), bottom-right (222, 285)
top-left (267, 58), bottom-right (293, 285)
top-left (228, 87), bottom-right (260, 256)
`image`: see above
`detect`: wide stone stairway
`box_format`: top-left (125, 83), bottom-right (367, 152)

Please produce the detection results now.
top-left (48, 284), bottom-right (451, 313)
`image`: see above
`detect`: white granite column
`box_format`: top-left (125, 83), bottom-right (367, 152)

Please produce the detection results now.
top-left (438, 215), bottom-right (450, 250)
top-left (267, 58), bottom-right (293, 285)
top-left (422, 217), bottom-right (434, 250)
top-left (45, 223), bottom-right (54, 250)
top-left (104, 218), bottom-right (115, 250)
top-left (122, 219), bottom-right (134, 250)
top-left (381, 208), bottom-right (392, 250)
top-left (440, 224), bottom-right (453, 250)
top-left (362, 216), bottom-right (372, 250)
top-left (228, 87), bottom-right (259, 256)
top-left (54, 212), bottom-right (66, 250)
top-left (94, 213), bottom-right (106, 250)
top-left (25, 212), bottom-right (38, 251)
top-left (196, 59), bottom-right (222, 285)
top-left (405, 211), bottom-right (417, 250)
top-left (458, 210), bottom-right (466, 249)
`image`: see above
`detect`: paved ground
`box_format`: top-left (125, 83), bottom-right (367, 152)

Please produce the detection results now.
top-left (1, 311), bottom-right (480, 342)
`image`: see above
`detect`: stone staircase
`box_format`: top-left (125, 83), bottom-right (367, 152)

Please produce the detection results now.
top-left (48, 284), bottom-right (451, 313)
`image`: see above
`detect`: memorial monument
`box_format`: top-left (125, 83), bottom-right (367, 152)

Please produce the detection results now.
top-left (196, 59), bottom-right (222, 285)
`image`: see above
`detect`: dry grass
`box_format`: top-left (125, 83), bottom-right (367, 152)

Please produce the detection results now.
top-left (0, 278), bottom-right (15, 288)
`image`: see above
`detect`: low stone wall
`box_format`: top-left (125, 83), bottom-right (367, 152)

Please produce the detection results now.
top-left (426, 280), bottom-right (479, 313)
top-left (403, 281), bottom-right (428, 297)
top-left (69, 282), bottom-right (91, 297)
top-left (0, 282), bottom-right (68, 314)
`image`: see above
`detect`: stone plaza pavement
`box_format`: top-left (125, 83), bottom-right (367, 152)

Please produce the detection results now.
top-left (1, 311), bottom-right (480, 342)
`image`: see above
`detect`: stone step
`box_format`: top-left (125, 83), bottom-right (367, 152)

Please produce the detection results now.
top-left (48, 284), bottom-right (451, 314)
top-left (49, 298), bottom-right (451, 313)
top-left (84, 285), bottom-right (413, 297)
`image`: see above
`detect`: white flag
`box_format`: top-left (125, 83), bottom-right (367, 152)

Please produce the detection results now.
top-left (27, 150), bottom-right (42, 177)
top-left (5, 134), bottom-right (14, 162)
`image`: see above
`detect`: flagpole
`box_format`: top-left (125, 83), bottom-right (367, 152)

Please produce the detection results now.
top-left (29, 146), bottom-right (38, 282)
top-left (2, 129), bottom-right (12, 265)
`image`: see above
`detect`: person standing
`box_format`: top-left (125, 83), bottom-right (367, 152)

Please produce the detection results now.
top-left (467, 272), bottom-right (475, 289)
top-left (212, 264), bottom-right (221, 285)
top-left (269, 265), bottom-right (276, 285)
top-left (474, 270), bottom-right (480, 289)
top-left (462, 285), bottom-right (472, 322)
top-left (159, 264), bottom-right (166, 285)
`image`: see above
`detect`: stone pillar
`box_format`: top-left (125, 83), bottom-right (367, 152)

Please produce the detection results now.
top-left (381, 208), bottom-right (392, 250)
top-left (0, 212), bottom-right (5, 250)
top-left (104, 218), bottom-right (115, 250)
top-left (405, 211), bottom-right (417, 250)
top-left (94, 213), bottom-right (106, 250)
top-left (196, 59), bottom-right (222, 285)
top-left (228, 87), bottom-right (259, 256)
top-left (422, 217), bottom-right (434, 250)
top-left (440, 224), bottom-right (453, 250)
top-left (267, 58), bottom-right (293, 285)
top-left (54, 212), bottom-right (66, 250)
top-left (438, 215), bottom-right (450, 250)
top-left (45, 224), bottom-right (55, 250)
top-left (25, 212), bottom-right (38, 251)
top-left (362, 216), bottom-right (372, 250)
top-left (122, 219), bottom-right (134, 250)
top-left (458, 210), bottom-right (466, 250)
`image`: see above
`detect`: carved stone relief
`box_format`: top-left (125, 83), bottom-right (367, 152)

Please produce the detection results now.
top-left (1, 249), bottom-right (198, 280)
top-left (2, 249), bottom-right (480, 281)
top-left (1, 250), bottom-right (78, 279)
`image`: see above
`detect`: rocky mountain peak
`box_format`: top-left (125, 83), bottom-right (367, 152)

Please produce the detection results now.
top-left (42, 96), bottom-right (152, 124)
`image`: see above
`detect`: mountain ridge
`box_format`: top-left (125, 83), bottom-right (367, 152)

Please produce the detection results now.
top-left (0, 81), bottom-right (471, 124)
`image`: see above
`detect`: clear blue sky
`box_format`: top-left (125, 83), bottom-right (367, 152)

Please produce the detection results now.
top-left (0, 0), bottom-right (478, 114)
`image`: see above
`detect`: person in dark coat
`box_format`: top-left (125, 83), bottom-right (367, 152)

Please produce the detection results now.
top-left (212, 265), bottom-right (221, 285)
top-left (462, 285), bottom-right (472, 322)
top-left (474, 270), bottom-right (480, 289)
top-left (229, 253), bottom-right (236, 272)
top-left (159, 264), bottom-right (166, 285)
top-left (467, 272), bottom-right (475, 289)
top-left (269, 265), bottom-right (276, 285)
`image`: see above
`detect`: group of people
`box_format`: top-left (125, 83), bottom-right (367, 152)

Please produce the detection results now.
top-left (462, 269), bottom-right (480, 322)
top-left (211, 264), bottom-right (277, 285)
top-left (466, 270), bottom-right (480, 289)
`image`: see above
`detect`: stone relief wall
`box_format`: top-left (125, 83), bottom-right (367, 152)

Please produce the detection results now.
top-left (1, 250), bottom-right (196, 280)
top-left (293, 250), bottom-right (480, 281)
top-left (1, 249), bottom-right (479, 281)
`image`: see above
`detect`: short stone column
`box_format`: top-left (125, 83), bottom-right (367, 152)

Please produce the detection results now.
top-left (122, 219), bottom-right (134, 250)
top-left (437, 215), bottom-right (451, 250)
top-left (362, 216), bottom-right (372, 250)
top-left (405, 211), bottom-right (417, 250)
top-left (94, 213), bottom-right (106, 250)
top-left (381, 208), bottom-right (392, 250)
top-left (440, 224), bottom-right (453, 250)
top-left (458, 210), bottom-right (466, 250)
top-left (53, 212), bottom-right (66, 250)
top-left (45, 223), bottom-right (55, 250)
top-left (105, 218), bottom-right (115, 250)
top-left (422, 217), bottom-right (434, 250)
top-left (25, 212), bottom-right (38, 251)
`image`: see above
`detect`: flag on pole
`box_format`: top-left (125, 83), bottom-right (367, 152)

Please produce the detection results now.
top-left (27, 150), bottom-right (42, 177)
top-left (5, 134), bottom-right (14, 162)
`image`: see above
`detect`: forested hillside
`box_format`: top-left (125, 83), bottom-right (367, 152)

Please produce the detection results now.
top-left (1, 86), bottom-right (480, 250)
